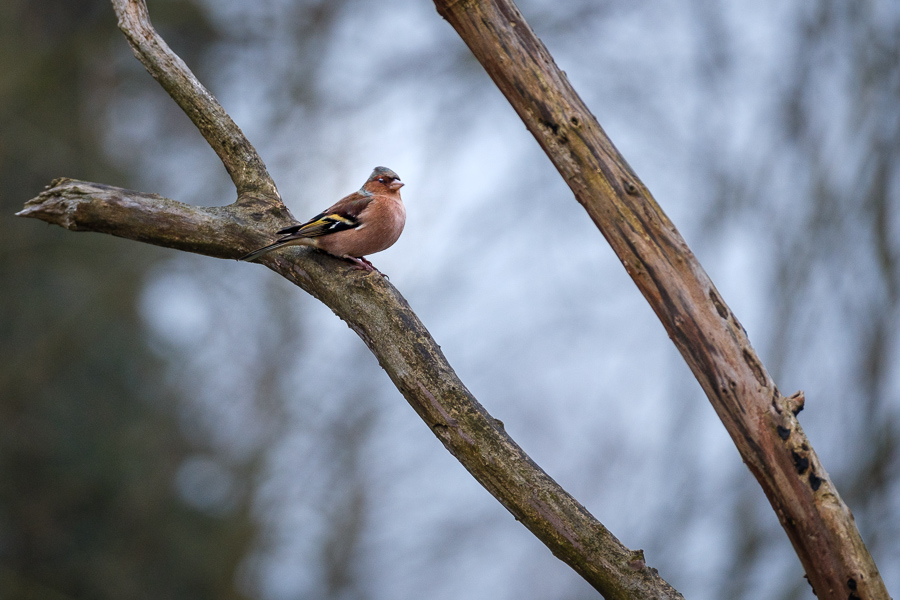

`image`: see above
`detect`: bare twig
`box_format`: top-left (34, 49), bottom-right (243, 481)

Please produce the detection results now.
top-left (112, 0), bottom-right (278, 200)
top-left (432, 0), bottom-right (888, 598)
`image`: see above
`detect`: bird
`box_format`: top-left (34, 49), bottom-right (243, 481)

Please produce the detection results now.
top-left (240, 167), bottom-right (405, 270)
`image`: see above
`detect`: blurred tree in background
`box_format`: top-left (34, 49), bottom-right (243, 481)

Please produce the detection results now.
top-left (0, 1), bottom-right (256, 598)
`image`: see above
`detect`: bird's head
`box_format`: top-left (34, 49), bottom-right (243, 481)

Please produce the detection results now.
top-left (363, 166), bottom-right (404, 194)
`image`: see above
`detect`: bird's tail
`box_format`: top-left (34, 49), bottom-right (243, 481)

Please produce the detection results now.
top-left (239, 239), bottom-right (295, 262)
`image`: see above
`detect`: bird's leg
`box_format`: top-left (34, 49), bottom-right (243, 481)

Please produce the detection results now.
top-left (347, 256), bottom-right (378, 273)
top-left (357, 256), bottom-right (375, 270)
top-left (355, 256), bottom-right (388, 278)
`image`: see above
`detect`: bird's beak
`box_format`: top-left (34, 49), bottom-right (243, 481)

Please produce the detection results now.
top-left (390, 180), bottom-right (405, 191)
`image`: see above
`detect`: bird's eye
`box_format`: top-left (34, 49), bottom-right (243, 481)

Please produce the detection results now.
top-left (378, 177), bottom-right (385, 183)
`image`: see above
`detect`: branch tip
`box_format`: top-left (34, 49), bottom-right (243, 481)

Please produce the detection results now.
top-left (110, 0), bottom-right (277, 198)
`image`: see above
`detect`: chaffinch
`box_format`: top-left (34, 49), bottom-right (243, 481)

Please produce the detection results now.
top-left (240, 167), bottom-right (406, 270)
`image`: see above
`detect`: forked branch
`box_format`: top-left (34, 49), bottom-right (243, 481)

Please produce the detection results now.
top-left (16, 1), bottom-right (685, 598)
top-left (114, 0), bottom-right (277, 199)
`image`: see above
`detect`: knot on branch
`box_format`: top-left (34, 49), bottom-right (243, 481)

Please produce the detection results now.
top-left (785, 390), bottom-right (806, 415)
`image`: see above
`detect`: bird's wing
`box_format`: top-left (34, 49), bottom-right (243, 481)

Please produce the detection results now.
top-left (276, 193), bottom-right (373, 238)
top-left (276, 212), bottom-right (357, 238)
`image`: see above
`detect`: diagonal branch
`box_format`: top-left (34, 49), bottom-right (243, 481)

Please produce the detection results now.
top-left (18, 178), bottom-right (682, 600)
top-left (433, 0), bottom-right (888, 598)
top-left (113, 0), bottom-right (278, 200)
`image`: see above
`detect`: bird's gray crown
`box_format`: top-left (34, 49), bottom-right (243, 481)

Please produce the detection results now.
top-left (367, 166), bottom-right (400, 182)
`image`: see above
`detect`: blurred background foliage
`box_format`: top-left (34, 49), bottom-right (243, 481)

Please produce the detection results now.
top-left (1, 0), bottom-right (897, 599)
top-left (0, 1), bottom-right (253, 598)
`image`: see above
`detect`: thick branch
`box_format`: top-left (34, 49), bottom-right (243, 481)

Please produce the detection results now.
top-left (433, 1), bottom-right (888, 598)
top-left (17, 180), bottom-right (682, 600)
top-left (112, 0), bottom-right (278, 199)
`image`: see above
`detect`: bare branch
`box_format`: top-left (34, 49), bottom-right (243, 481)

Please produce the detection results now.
top-left (18, 179), bottom-right (683, 600)
top-left (111, 0), bottom-right (278, 200)
top-left (433, 0), bottom-right (888, 598)
top-left (16, 179), bottom-right (276, 257)
top-left (80, 13), bottom-right (684, 596)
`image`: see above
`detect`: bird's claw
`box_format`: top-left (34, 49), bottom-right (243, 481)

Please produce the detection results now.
top-left (348, 256), bottom-right (387, 277)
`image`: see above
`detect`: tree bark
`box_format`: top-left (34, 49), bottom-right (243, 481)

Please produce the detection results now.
top-left (432, 1), bottom-right (889, 599)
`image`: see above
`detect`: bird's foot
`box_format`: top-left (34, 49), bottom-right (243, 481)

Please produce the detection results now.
top-left (348, 256), bottom-right (383, 275)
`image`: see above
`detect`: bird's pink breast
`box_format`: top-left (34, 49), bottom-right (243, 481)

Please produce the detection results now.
top-left (316, 197), bottom-right (405, 258)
